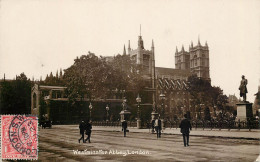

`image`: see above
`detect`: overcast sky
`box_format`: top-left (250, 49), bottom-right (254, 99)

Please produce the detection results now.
top-left (0, 0), bottom-right (259, 102)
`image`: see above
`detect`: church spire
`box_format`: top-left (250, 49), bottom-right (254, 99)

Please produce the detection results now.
top-left (152, 39), bottom-right (154, 48)
top-left (198, 36), bottom-right (201, 46)
top-left (123, 44), bottom-right (126, 55)
top-left (128, 40), bottom-right (131, 54)
top-left (140, 24), bottom-right (141, 36)
top-left (128, 40), bottom-right (131, 49)
top-left (182, 45), bottom-right (184, 51)
top-left (56, 70), bottom-right (59, 78)
top-left (138, 27), bottom-right (144, 49)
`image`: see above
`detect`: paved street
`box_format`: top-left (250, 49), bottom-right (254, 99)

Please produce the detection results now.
top-left (36, 125), bottom-right (260, 162)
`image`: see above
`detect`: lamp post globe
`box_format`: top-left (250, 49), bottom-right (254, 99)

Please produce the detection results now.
top-left (106, 104), bottom-right (109, 122)
top-left (89, 102), bottom-right (93, 122)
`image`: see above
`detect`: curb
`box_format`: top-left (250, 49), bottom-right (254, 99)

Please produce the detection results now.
top-left (93, 129), bottom-right (260, 141)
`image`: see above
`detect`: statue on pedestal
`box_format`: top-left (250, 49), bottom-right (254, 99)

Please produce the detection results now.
top-left (239, 75), bottom-right (248, 102)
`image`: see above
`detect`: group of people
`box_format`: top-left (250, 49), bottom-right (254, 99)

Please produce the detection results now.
top-left (78, 120), bottom-right (92, 143)
top-left (152, 116), bottom-right (162, 138)
top-left (151, 114), bottom-right (192, 146)
top-left (78, 114), bottom-right (192, 147)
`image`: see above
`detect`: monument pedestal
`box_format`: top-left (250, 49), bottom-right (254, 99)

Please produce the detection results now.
top-left (236, 102), bottom-right (253, 121)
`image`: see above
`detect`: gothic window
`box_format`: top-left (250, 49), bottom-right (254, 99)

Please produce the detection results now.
top-left (178, 59), bottom-right (181, 69)
top-left (143, 54), bottom-right (150, 66)
top-left (194, 55), bottom-right (197, 66)
top-left (202, 59), bottom-right (205, 66)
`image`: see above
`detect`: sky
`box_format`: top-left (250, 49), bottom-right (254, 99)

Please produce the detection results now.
top-left (0, 0), bottom-right (259, 102)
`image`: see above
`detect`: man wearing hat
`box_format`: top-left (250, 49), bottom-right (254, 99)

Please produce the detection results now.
top-left (78, 120), bottom-right (86, 143)
top-left (179, 114), bottom-right (192, 147)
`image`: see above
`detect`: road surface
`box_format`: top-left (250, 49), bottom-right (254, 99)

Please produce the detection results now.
top-left (38, 125), bottom-right (259, 162)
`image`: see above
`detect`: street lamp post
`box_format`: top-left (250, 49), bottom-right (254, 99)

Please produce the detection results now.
top-left (214, 105), bottom-right (217, 117)
top-left (89, 102), bottom-right (93, 122)
top-left (106, 104), bottom-right (109, 122)
top-left (199, 104), bottom-right (204, 120)
top-left (159, 93), bottom-right (166, 129)
top-left (136, 94), bottom-right (142, 129)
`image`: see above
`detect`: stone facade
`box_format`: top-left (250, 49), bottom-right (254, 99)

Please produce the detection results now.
top-left (31, 33), bottom-right (211, 121)
top-left (124, 34), bottom-right (211, 119)
top-left (175, 40), bottom-right (210, 81)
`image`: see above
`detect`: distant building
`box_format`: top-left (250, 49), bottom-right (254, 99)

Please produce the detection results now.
top-left (119, 31), bottom-right (211, 120)
top-left (31, 30), bottom-right (211, 121)
top-left (175, 39), bottom-right (210, 81)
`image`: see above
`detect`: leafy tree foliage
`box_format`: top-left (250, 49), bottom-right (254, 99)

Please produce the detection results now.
top-left (110, 54), bottom-right (146, 92)
top-left (44, 69), bottom-right (65, 86)
top-left (0, 73), bottom-right (31, 114)
top-left (63, 52), bottom-right (146, 107)
top-left (188, 75), bottom-right (228, 118)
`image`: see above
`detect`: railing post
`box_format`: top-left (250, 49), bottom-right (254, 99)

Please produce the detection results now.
top-left (248, 119), bottom-right (251, 132)
top-left (238, 119), bottom-right (241, 130)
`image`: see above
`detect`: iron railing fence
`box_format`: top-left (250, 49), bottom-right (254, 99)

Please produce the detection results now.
top-left (91, 120), bottom-right (259, 131)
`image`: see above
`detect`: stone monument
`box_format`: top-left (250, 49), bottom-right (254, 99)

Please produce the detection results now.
top-left (236, 75), bottom-right (253, 121)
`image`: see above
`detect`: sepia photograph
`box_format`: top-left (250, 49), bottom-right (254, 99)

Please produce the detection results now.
top-left (0, 0), bottom-right (259, 161)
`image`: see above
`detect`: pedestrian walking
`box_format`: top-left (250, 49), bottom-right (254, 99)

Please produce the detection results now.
top-left (78, 120), bottom-right (86, 143)
top-left (154, 116), bottom-right (162, 138)
top-left (85, 120), bottom-right (92, 143)
top-left (179, 114), bottom-right (192, 147)
top-left (121, 120), bottom-right (128, 137)
top-left (151, 119), bottom-right (155, 133)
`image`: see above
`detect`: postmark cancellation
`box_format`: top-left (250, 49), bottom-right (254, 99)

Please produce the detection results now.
top-left (1, 115), bottom-right (38, 160)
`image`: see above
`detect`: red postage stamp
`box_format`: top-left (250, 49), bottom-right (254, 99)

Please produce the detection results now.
top-left (1, 115), bottom-right (38, 160)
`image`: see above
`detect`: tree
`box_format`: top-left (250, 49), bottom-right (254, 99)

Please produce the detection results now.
top-left (64, 52), bottom-right (125, 103)
top-left (64, 52), bottom-right (146, 103)
top-left (109, 54), bottom-right (146, 93)
top-left (44, 69), bottom-right (65, 86)
top-left (216, 94), bottom-right (228, 113)
top-left (0, 73), bottom-right (31, 114)
top-left (188, 75), bottom-right (228, 118)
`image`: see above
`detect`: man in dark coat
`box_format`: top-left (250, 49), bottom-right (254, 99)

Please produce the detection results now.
top-left (78, 120), bottom-right (86, 143)
top-left (121, 120), bottom-right (127, 137)
top-left (85, 120), bottom-right (92, 143)
top-left (179, 114), bottom-right (192, 147)
top-left (154, 116), bottom-right (162, 138)
top-left (151, 119), bottom-right (155, 133)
